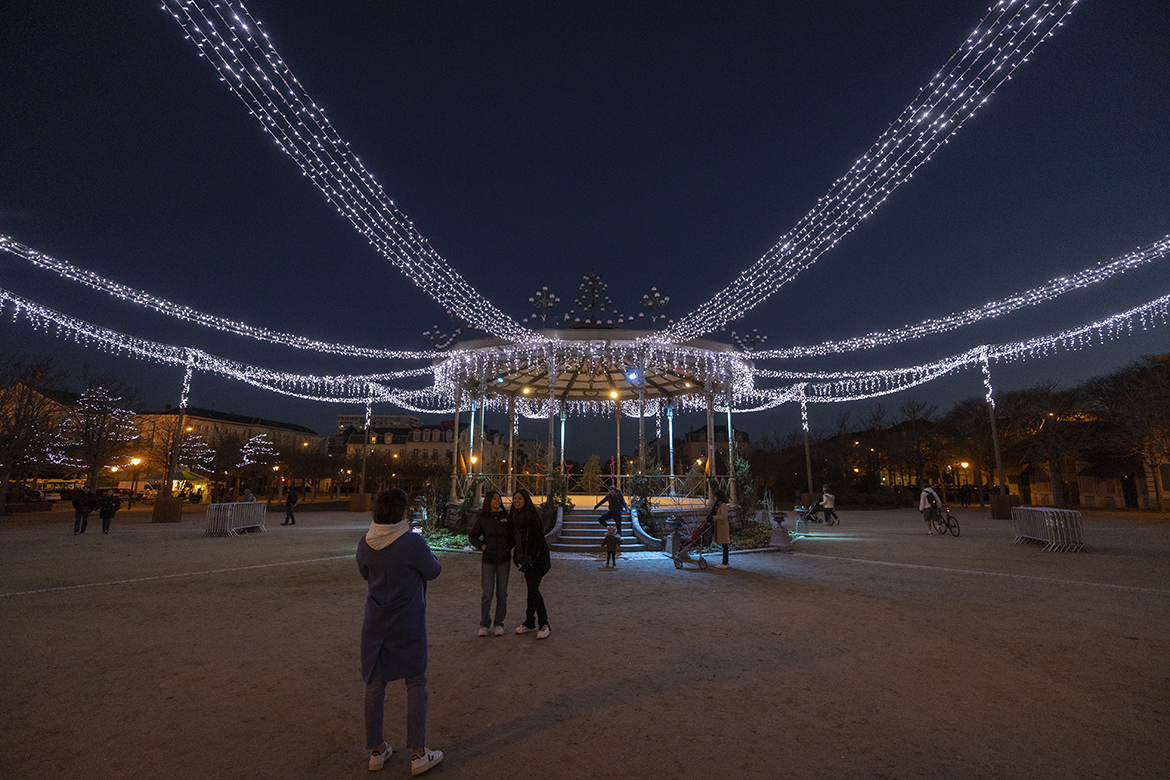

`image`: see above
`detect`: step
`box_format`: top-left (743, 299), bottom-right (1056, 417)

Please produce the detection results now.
top-left (549, 540), bottom-right (649, 553)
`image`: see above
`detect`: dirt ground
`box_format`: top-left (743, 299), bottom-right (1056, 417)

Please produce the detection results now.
top-left (2, 502), bottom-right (1168, 780)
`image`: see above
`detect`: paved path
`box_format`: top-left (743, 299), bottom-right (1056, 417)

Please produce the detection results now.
top-left (2, 506), bottom-right (1168, 779)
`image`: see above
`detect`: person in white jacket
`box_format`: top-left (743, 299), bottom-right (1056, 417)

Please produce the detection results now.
top-left (821, 485), bottom-right (838, 525)
top-left (919, 484), bottom-right (941, 535)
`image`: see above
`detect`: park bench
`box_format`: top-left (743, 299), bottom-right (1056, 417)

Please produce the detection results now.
top-left (1010, 506), bottom-right (1087, 552)
top-left (204, 502), bottom-right (268, 538)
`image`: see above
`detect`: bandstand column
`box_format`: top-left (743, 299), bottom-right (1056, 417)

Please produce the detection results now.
top-left (667, 402), bottom-right (676, 496)
top-left (705, 388), bottom-right (715, 501)
top-left (726, 395), bottom-right (738, 504)
top-left (450, 385), bottom-right (462, 503)
top-left (507, 394), bottom-right (516, 496)
top-left (614, 401), bottom-right (622, 490)
top-left (468, 394), bottom-right (478, 477)
top-left (546, 354), bottom-right (557, 494)
top-left (559, 409), bottom-right (567, 474)
top-left (982, 350), bottom-right (1008, 496)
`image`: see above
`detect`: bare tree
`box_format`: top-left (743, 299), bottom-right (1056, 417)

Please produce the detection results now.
top-left (1087, 360), bottom-right (1170, 511)
top-left (59, 380), bottom-right (140, 489)
top-left (0, 354), bottom-right (67, 515)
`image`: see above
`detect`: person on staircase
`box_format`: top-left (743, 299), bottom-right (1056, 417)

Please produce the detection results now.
top-left (593, 485), bottom-right (628, 536)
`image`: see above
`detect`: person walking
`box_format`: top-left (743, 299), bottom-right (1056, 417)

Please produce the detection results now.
top-left (239, 488), bottom-right (256, 502)
top-left (593, 485), bottom-right (628, 535)
top-left (467, 491), bottom-right (513, 637)
top-left (919, 483), bottom-right (942, 534)
top-left (98, 489), bottom-right (121, 534)
top-left (511, 488), bottom-right (552, 639)
top-left (711, 490), bottom-right (731, 569)
top-left (821, 485), bottom-right (838, 525)
top-left (282, 487), bottom-right (298, 525)
top-left (357, 488), bottom-right (444, 775)
top-left (72, 486), bottom-right (97, 535)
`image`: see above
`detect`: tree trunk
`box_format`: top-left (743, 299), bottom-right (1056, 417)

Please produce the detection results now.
top-left (0, 462), bottom-right (14, 516)
top-left (1151, 460), bottom-right (1166, 513)
top-left (1048, 458), bottom-right (1065, 508)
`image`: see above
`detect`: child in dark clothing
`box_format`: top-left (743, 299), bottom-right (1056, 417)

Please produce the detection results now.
top-left (600, 525), bottom-right (620, 567)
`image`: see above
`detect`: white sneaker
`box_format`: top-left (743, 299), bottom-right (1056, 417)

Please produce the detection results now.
top-left (477, 626), bottom-right (489, 637)
top-left (493, 625), bottom-right (504, 636)
top-left (536, 625), bottom-right (551, 639)
top-left (715, 563), bottom-right (729, 569)
top-left (369, 742), bottom-right (391, 771)
top-left (515, 625), bottom-right (535, 634)
top-left (411, 748), bottom-right (443, 776)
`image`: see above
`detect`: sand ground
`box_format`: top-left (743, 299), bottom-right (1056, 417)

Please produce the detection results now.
top-left (2, 503), bottom-right (1168, 780)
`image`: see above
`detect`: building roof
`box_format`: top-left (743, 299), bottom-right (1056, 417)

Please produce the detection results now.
top-left (138, 406), bottom-right (318, 436)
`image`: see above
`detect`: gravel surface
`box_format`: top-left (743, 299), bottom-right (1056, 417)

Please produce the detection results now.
top-left (2, 504), bottom-right (1168, 779)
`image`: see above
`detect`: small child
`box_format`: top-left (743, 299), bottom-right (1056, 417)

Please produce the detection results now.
top-left (600, 525), bottom-right (621, 567)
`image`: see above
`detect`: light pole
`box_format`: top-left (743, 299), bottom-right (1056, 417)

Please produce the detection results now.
top-left (129, 457), bottom-right (142, 509)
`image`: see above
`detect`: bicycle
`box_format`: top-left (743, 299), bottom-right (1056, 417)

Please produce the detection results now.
top-left (931, 506), bottom-right (960, 537)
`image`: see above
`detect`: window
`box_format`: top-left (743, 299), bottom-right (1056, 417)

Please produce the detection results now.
top-left (433, 449), bottom-right (439, 460)
top-left (422, 429), bottom-right (431, 442)
top-left (446, 430), bottom-right (454, 442)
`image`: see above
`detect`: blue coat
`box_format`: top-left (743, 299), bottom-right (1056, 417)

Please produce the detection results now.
top-left (357, 532), bottom-right (442, 683)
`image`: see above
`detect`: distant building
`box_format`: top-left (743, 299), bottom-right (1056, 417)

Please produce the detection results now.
top-left (335, 412), bottom-right (419, 433)
top-left (137, 406), bottom-right (325, 450)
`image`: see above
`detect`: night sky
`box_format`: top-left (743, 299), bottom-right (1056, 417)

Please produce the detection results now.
top-left (2, 0), bottom-right (1168, 460)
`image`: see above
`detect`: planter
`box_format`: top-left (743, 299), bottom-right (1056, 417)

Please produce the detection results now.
top-left (990, 494), bottom-right (1023, 520)
top-left (151, 496), bottom-right (185, 523)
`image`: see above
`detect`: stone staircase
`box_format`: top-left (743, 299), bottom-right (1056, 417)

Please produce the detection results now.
top-left (548, 507), bottom-right (651, 554)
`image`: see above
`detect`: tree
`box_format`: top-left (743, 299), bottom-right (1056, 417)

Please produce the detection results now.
top-left (59, 380), bottom-right (139, 489)
top-left (582, 454), bottom-right (602, 494)
top-left (1087, 360), bottom-right (1170, 511)
top-left (0, 354), bottom-right (67, 515)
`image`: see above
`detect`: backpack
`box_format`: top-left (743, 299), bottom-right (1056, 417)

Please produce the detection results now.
top-left (926, 489), bottom-right (940, 508)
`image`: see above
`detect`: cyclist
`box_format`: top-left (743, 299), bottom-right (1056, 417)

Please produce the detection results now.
top-left (919, 483), bottom-right (941, 535)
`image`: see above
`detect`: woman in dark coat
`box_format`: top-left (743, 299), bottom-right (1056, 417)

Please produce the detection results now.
top-left (468, 490), bottom-right (514, 636)
top-left (511, 488), bottom-right (552, 639)
top-left (357, 488), bottom-right (444, 774)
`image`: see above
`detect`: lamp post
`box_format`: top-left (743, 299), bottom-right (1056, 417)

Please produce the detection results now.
top-left (129, 457), bottom-right (142, 509)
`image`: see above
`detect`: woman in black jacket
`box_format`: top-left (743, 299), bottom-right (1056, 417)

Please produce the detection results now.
top-left (510, 488), bottom-right (552, 639)
top-left (467, 491), bottom-right (514, 637)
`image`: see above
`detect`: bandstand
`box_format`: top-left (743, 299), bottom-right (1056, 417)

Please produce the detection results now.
top-left (435, 330), bottom-right (754, 505)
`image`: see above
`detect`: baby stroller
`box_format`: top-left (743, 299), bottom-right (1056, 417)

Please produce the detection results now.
top-left (671, 514), bottom-right (714, 570)
top-left (793, 501), bottom-right (837, 535)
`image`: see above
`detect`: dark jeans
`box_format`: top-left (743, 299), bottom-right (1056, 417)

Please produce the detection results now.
top-left (824, 507), bottom-right (838, 523)
top-left (364, 665), bottom-right (427, 751)
top-left (523, 569), bottom-right (549, 629)
top-left (101, 515), bottom-right (113, 533)
top-left (597, 508), bottom-right (623, 534)
top-left (605, 550), bottom-right (616, 566)
top-left (480, 561), bottom-right (510, 627)
top-left (284, 505), bottom-right (296, 524)
top-left (722, 543), bottom-right (730, 565)
top-left (74, 511), bottom-right (89, 534)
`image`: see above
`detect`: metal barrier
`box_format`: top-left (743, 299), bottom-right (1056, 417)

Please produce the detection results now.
top-left (204, 502), bottom-right (268, 538)
top-left (1010, 506), bottom-right (1087, 552)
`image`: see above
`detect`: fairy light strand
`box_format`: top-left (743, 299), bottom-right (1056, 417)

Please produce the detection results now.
top-left (0, 236), bottom-right (443, 360)
top-left (751, 235), bottom-right (1169, 359)
top-left (158, 0), bottom-right (535, 342)
top-left (666, 0), bottom-right (1082, 340)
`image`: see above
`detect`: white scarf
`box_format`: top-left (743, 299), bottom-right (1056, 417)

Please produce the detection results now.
top-left (365, 519), bottom-right (411, 551)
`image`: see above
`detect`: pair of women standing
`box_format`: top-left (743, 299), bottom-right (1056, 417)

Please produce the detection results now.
top-left (469, 488), bottom-right (551, 639)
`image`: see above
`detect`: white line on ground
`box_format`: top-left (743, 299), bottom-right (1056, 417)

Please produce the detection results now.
top-left (0, 555), bottom-right (353, 599)
top-left (794, 552), bottom-right (1170, 596)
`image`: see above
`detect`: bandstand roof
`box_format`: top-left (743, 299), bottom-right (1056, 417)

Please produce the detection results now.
top-left (438, 329), bottom-right (751, 403)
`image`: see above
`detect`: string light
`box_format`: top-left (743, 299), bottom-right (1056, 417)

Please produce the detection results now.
top-left (666, 0), bottom-right (1082, 340)
top-left (750, 235), bottom-right (1170, 359)
top-left (158, 1), bottom-right (536, 342)
top-left (750, 290), bottom-right (1170, 403)
top-left (0, 236), bottom-right (444, 360)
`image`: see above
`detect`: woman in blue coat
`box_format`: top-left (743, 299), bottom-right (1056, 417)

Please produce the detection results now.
top-left (357, 488), bottom-right (444, 774)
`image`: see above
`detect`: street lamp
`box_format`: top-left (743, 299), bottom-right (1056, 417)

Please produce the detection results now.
top-left (129, 457), bottom-right (142, 509)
